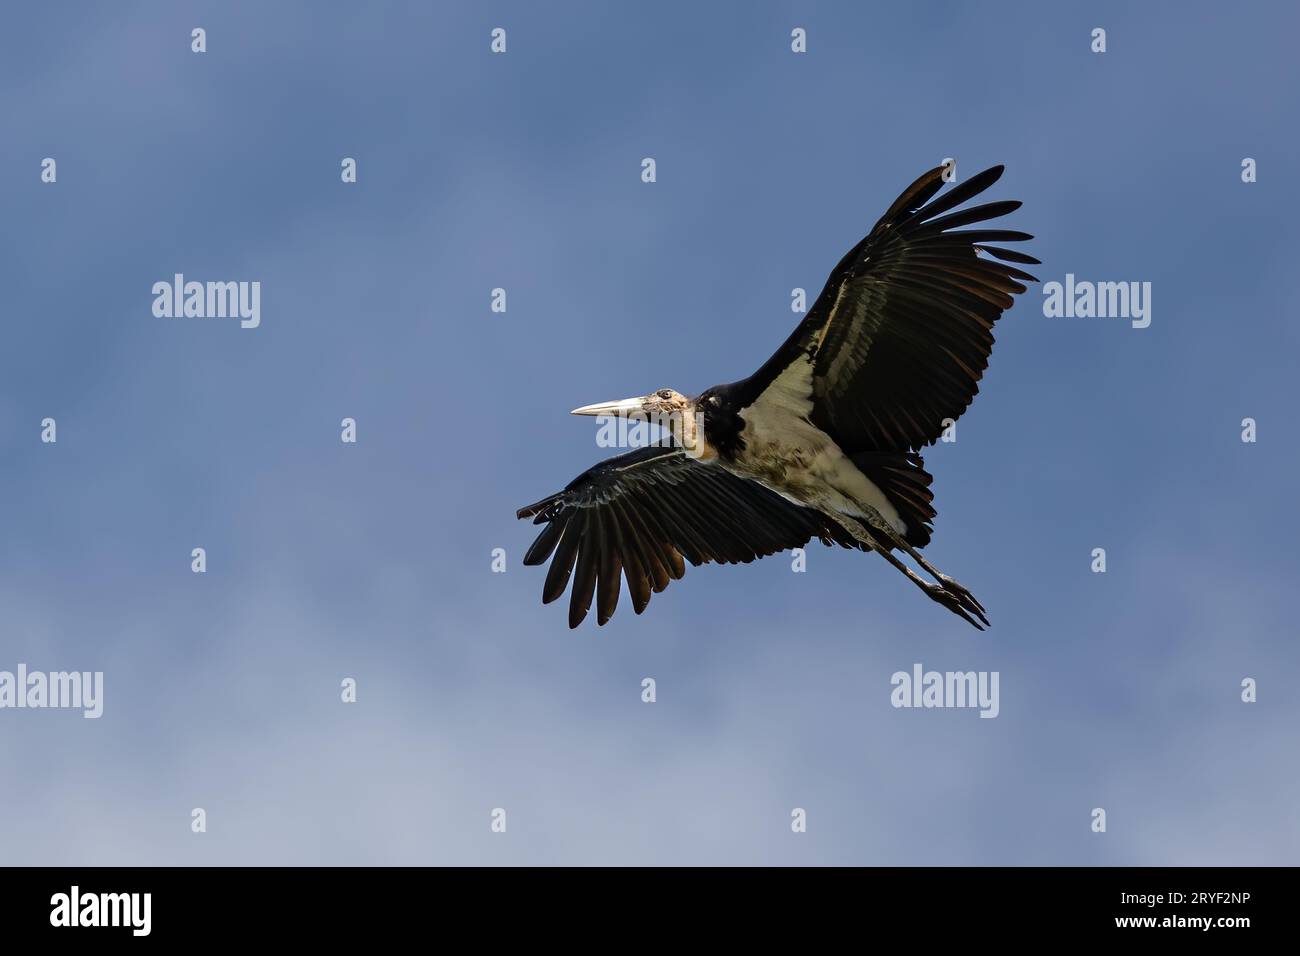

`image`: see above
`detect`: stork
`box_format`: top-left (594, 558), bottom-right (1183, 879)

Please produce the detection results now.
top-left (517, 164), bottom-right (1037, 629)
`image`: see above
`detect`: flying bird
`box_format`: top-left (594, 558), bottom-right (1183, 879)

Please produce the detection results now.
top-left (517, 164), bottom-right (1037, 629)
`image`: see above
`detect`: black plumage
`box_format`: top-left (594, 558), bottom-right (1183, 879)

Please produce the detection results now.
top-left (518, 445), bottom-right (857, 627)
top-left (737, 164), bottom-right (1038, 453)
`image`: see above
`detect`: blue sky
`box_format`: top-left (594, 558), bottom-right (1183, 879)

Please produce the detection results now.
top-left (2, 1), bottom-right (1297, 864)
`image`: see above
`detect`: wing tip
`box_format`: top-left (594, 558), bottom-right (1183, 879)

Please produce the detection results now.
top-left (516, 500), bottom-right (550, 521)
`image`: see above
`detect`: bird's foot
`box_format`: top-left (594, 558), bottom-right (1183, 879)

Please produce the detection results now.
top-left (923, 578), bottom-right (989, 630)
top-left (935, 573), bottom-right (987, 618)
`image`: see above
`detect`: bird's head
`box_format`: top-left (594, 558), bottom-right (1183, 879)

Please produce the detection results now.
top-left (570, 387), bottom-right (691, 420)
top-left (571, 388), bottom-right (716, 459)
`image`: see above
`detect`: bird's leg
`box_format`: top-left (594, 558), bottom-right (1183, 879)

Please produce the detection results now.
top-left (825, 512), bottom-right (985, 631)
top-left (852, 507), bottom-right (988, 626)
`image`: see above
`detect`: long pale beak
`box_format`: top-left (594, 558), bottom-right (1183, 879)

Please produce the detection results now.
top-left (570, 396), bottom-right (649, 417)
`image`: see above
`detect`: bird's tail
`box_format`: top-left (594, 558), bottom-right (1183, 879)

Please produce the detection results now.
top-left (849, 451), bottom-right (936, 548)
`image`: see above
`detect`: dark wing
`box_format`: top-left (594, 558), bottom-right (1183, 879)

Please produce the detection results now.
top-left (516, 445), bottom-right (856, 628)
top-left (744, 164), bottom-right (1039, 453)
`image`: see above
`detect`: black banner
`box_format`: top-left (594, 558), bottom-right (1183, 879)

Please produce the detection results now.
top-left (0, 866), bottom-right (1282, 941)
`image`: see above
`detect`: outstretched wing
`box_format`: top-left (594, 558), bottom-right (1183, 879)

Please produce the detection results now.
top-left (516, 445), bottom-right (856, 628)
top-left (742, 164), bottom-right (1039, 453)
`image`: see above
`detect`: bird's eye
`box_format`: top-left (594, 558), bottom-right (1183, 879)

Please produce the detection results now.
top-left (657, 389), bottom-right (672, 399)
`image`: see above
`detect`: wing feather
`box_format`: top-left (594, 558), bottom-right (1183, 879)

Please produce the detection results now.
top-left (753, 164), bottom-right (1038, 452)
top-left (516, 445), bottom-right (851, 627)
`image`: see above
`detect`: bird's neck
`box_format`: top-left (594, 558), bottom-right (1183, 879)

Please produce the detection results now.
top-left (675, 405), bottom-right (717, 461)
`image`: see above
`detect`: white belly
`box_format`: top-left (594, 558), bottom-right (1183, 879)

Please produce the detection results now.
top-left (733, 356), bottom-right (907, 535)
